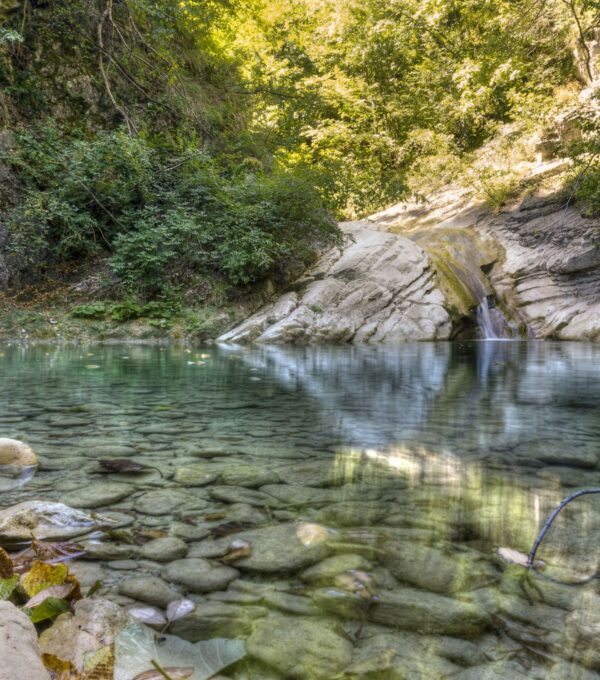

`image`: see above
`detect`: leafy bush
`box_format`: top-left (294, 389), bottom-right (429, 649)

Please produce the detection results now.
top-left (110, 301), bottom-right (144, 322)
top-left (4, 125), bottom-right (340, 297)
top-left (70, 303), bottom-right (107, 319)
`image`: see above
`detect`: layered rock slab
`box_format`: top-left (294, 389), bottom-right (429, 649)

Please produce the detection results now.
top-left (219, 223), bottom-right (451, 345)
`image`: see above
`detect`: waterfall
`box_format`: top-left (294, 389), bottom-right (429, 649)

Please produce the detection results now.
top-left (477, 295), bottom-right (509, 339)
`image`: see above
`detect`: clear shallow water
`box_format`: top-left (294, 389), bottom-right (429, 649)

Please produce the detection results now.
top-left (1, 342), bottom-right (600, 678)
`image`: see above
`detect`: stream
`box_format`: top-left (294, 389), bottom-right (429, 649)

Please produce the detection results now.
top-left (1, 341), bottom-right (600, 679)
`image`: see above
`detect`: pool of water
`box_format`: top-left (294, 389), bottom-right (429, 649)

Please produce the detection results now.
top-left (1, 341), bottom-right (600, 679)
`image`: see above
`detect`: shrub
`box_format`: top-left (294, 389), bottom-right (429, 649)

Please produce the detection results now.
top-left (70, 303), bottom-right (107, 319)
top-left (4, 124), bottom-right (340, 298)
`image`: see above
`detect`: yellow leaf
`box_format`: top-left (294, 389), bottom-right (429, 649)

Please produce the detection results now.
top-left (82, 644), bottom-right (114, 680)
top-left (0, 547), bottom-right (13, 578)
top-left (21, 561), bottom-right (69, 598)
top-left (42, 653), bottom-right (78, 679)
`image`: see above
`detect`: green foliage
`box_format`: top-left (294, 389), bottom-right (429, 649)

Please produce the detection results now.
top-left (5, 125), bottom-right (338, 296)
top-left (0, 0), bottom-right (597, 300)
top-left (110, 301), bottom-right (144, 322)
top-left (71, 303), bottom-right (108, 319)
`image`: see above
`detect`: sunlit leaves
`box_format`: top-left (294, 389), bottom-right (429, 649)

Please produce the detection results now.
top-left (0, 574), bottom-right (19, 600)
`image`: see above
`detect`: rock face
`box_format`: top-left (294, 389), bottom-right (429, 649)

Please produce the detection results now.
top-left (219, 160), bottom-right (600, 344)
top-left (0, 601), bottom-right (51, 680)
top-left (219, 223), bottom-right (451, 344)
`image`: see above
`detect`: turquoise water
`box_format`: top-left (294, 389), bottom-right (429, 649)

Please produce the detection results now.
top-left (1, 341), bottom-right (600, 678)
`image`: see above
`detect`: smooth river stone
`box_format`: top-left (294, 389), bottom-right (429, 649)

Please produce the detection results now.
top-left (209, 486), bottom-right (283, 508)
top-left (0, 501), bottom-right (103, 543)
top-left (119, 575), bottom-right (181, 608)
top-left (226, 522), bottom-right (331, 573)
top-left (139, 536), bottom-right (188, 562)
top-left (300, 553), bottom-right (372, 584)
top-left (163, 558), bottom-right (239, 593)
top-left (313, 587), bottom-right (489, 636)
top-left (382, 542), bottom-right (498, 594)
top-left (0, 439), bottom-right (38, 466)
top-left (168, 601), bottom-right (267, 641)
top-left (220, 464), bottom-right (280, 488)
top-left (63, 483), bottom-right (133, 509)
top-left (136, 490), bottom-right (203, 515)
top-left (348, 631), bottom-right (461, 678)
top-left (173, 467), bottom-right (219, 487)
top-left (247, 613), bottom-right (353, 680)
top-left (260, 484), bottom-right (385, 506)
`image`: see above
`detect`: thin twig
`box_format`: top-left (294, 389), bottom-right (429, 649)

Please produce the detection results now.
top-left (150, 659), bottom-right (174, 680)
top-left (528, 488), bottom-right (600, 567)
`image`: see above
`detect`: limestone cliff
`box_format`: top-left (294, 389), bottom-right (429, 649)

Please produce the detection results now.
top-left (219, 160), bottom-right (600, 344)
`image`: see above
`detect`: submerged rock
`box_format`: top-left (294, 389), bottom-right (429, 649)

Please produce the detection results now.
top-left (452, 660), bottom-right (531, 679)
top-left (63, 482), bottom-right (133, 509)
top-left (139, 536), bottom-right (188, 562)
top-left (168, 600), bottom-right (267, 641)
top-left (225, 522), bottom-right (331, 573)
top-left (314, 586), bottom-right (489, 636)
top-left (119, 575), bottom-right (181, 608)
top-left (382, 542), bottom-right (498, 594)
top-left (347, 631), bottom-right (461, 679)
top-left (0, 501), bottom-right (107, 544)
top-left (300, 553), bottom-right (372, 585)
top-left (247, 613), bottom-right (353, 680)
top-left (0, 601), bottom-right (50, 680)
top-left (163, 558), bottom-right (239, 593)
top-left (0, 438), bottom-right (38, 466)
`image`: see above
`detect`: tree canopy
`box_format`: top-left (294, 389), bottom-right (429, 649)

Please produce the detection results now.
top-left (0, 0), bottom-right (598, 297)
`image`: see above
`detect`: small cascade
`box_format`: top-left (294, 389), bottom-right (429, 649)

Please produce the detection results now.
top-left (476, 295), bottom-right (510, 339)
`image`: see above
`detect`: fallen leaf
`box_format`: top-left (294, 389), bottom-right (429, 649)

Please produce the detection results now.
top-left (21, 561), bottom-right (69, 597)
top-left (28, 596), bottom-right (71, 623)
top-left (220, 540), bottom-right (252, 564)
top-left (115, 624), bottom-right (246, 680)
top-left (129, 606), bottom-right (167, 626)
top-left (82, 643), bottom-right (114, 680)
top-left (0, 547), bottom-right (13, 578)
top-left (99, 459), bottom-right (147, 474)
top-left (0, 574), bottom-right (19, 600)
top-left (25, 583), bottom-right (73, 608)
top-left (42, 653), bottom-right (78, 680)
top-left (166, 599), bottom-right (195, 623)
top-left (132, 667), bottom-right (194, 680)
top-left (498, 547), bottom-right (545, 569)
top-left (209, 522), bottom-right (251, 539)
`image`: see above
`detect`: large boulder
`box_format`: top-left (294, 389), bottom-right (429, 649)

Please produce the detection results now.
top-left (0, 601), bottom-right (51, 680)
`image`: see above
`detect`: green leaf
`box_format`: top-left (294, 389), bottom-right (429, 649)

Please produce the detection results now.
top-left (0, 574), bottom-right (19, 600)
top-left (26, 597), bottom-right (71, 623)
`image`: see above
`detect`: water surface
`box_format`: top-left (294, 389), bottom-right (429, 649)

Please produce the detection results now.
top-left (1, 341), bottom-right (600, 678)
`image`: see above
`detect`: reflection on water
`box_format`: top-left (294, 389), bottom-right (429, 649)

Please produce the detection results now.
top-left (0, 341), bottom-right (600, 678)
